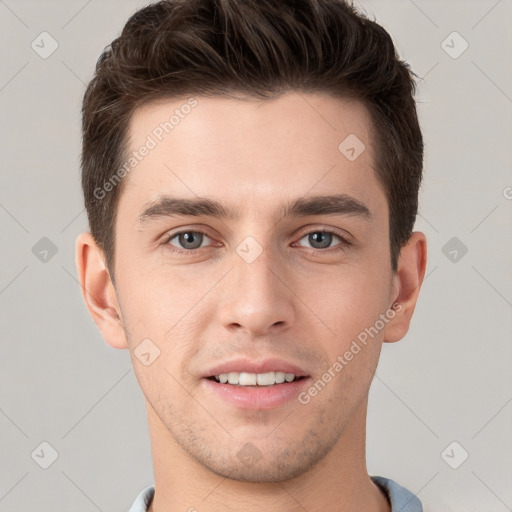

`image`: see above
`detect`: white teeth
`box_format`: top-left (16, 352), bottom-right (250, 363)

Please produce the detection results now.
top-left (214, 371), bottom-right (298, 386)
top-left (257, 372), bottom-right (276, 386)
top-left (239, 372), bottom-right (257, 385)
top-left (275, 371), bottom-right (286, 384)
top-left (227, 372), bottom-right (239, 385)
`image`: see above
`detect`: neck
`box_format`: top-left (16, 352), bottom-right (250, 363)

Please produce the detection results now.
top-left (146, 397), bottom-right (390, 512)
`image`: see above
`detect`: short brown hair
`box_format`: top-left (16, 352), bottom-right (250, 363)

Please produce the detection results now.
top-left (81, 0), bottom-right (423, 279)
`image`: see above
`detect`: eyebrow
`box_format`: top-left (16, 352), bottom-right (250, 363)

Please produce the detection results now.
top-left (137, 193), bottom-right (372, 225)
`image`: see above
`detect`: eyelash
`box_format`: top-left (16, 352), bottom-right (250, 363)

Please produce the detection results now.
top-left (162, 228), bottom-right (352, 256)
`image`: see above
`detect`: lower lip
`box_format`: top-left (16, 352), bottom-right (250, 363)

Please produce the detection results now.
top-left (202, 377), bottom-right (311, 410)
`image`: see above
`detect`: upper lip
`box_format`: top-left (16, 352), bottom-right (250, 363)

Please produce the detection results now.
top-left (202, 358), bottom-right (309, 378)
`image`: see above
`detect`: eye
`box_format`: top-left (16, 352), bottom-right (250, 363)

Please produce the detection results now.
top-left (295, 229), bottom-right (351, 251)
top-left (162, 227), bottom-right (351, 256)
top-left (165, 230), bottom-right (214, 252)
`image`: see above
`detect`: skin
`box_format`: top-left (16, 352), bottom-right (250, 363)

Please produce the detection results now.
top-left (76, 91), bottom-right (427, 512)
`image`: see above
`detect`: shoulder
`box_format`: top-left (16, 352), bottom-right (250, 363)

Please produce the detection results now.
top-left (131, 479), bottom-right (422, 512)
top-left (371, 476), bottom-right (423, 512)
top-left (129, 485), bottom-right (155, 512)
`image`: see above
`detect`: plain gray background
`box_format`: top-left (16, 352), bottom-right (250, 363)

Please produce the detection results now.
top-left (1, 0), bottom-right (511, 510)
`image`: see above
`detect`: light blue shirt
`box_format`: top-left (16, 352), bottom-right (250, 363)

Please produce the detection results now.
top-left (129, 475), bottom-right (422, 511)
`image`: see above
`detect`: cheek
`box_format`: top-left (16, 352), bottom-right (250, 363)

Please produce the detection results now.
top-left (116, 263), bottom-right (216, 370)
top-left (292, 263), bottom-right (392, 393)
top-left (297, 263), bottom-right (390, 336)
top-left (298, 269), bottom-right (388, 398)
top-left (117, 258), bottom-right (203, 328)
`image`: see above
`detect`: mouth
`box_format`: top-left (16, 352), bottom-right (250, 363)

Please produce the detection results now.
top-left (202, 372), bottom-right (312, 409)
top-left (200, 357), bottom-right (311, 409)
top-left (205, 371), bottom-right (307, 387)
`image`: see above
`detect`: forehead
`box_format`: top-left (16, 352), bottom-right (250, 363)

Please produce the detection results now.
top-left (127, 91), bottom-right (374, 157)
top-left (119, 91), bottom-right (386, 221)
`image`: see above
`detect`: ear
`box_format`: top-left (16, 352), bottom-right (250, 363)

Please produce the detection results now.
top-left (75, 232), bottom-right (128, 349)
top-left (383, 231), bottom-right (427, 343)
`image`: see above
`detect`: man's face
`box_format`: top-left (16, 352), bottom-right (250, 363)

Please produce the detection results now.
top-left (113, 92), bottom-right (398, 481)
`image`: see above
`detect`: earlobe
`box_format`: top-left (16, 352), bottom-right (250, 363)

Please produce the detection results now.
top-left (75, 232), bottom-right (128, 349)
top-left (383, 231), bottom-right (427, 343)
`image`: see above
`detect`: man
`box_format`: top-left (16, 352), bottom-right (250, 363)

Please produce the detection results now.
top-left (76, 0), bottom-right (427, 510)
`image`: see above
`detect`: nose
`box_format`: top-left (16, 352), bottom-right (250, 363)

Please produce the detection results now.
top-left (217, 245), bottom-right (297, 337)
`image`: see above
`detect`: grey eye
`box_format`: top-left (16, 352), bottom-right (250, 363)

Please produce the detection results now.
top-left (169, 231), bottom-right (209, 250)
top-left (299, 231), bottom-right (341, 250)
